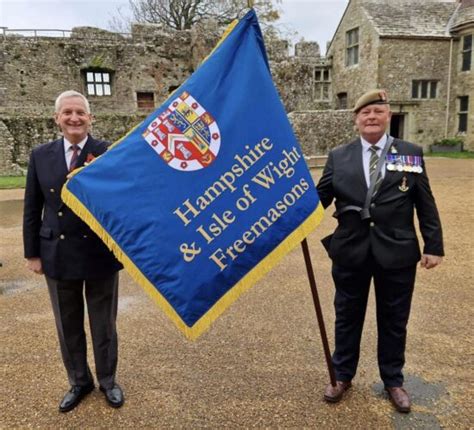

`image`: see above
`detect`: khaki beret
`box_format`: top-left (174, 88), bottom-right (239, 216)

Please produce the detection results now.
top-left (353, 89), bottom-right (389, 113)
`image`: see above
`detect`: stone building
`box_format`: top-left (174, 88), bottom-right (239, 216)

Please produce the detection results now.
top-left (0, 0), bottom-right (472, 174)
top-left (328, 0), bottom-right (474, 150)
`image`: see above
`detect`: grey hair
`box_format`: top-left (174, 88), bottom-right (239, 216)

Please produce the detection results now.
top-left (55, 90), bottom-right (90, 113)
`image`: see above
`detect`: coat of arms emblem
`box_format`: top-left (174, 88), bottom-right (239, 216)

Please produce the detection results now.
top-left (143, 91), bottom-right (221, 171)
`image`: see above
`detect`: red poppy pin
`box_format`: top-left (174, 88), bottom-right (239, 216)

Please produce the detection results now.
top-left (86, 153), bottom-right (95, 163)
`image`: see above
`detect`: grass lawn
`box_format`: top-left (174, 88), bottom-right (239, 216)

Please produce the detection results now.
top-left (1, 152), bottom-right (471, 189)
top-left (0, 176), bottom-right (26, 189)
top-left (426, 151), bottom-right (474, 159)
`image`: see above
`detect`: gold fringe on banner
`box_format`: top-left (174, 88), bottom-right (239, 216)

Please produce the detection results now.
top-left (61, 184), bottom-right (324, 340)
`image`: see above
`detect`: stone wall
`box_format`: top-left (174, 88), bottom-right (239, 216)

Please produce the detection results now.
top-left (378, 38), bottom-right (452, 149)
top-left (289, 110), bottom-right (356, 156)
top-left (272, 60), bottom-right (332, 112)
top-left (0, 26), bottom-right (336, 174)
top-left (0, 114), bottom-right (146, 171)
top-left (0, 121), bottom-right (18, 174)
top-left (0, 26), bottom-right (329, 116)
top-left (1, 27), bottom-right (200, 116)
top-left (0, 109), bottom-right (354, 173)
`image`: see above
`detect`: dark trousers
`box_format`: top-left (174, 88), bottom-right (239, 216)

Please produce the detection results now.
top-left (331, 256), bottom-right (416, 387)
top-left (46, 273), bottom-right (119, 389)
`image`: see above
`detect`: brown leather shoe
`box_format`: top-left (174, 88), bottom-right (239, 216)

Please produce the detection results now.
top-left (385, 386), bottom-right (411, 413)
top-left (324, 381), bottom-right (352, 403)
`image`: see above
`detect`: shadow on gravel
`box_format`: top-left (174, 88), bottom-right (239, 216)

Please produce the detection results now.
top-left (0, 280), bottom-right (44, 295)
top-left (373, 375), bottom-right (450, 429)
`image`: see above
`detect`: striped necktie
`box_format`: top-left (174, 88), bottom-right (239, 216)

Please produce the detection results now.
top-left (369, 145), bottom-right (383, 195)
top-left (69, 144), bottom-right (80, 172)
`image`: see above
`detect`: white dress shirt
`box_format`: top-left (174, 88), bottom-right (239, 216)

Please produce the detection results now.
top-left (361, 134), bottom-right (388, 188)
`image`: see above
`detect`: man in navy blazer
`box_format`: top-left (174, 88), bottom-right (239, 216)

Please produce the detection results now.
top-left (23, 90), bottom-right (124, 412)
top-left (317, 90), bottom-right (443, 413)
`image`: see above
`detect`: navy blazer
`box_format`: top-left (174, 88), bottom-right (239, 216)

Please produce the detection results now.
top-left (317, 138), bottom-right (444, 269)
top-left (23, 136), bottom-right (122, 280)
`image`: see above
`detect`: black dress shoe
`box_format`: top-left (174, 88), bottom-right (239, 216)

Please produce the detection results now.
top-left (100, 383), bottom-right (124, 408)
top-left (59, 383), bottom-right (94, 413)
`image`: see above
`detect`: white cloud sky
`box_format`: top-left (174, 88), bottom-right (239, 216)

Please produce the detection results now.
top-left (0, 0), bottom-right (348, 55)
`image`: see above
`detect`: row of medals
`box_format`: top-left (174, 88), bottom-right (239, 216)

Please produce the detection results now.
top-left (386, 155), bottom-right (423, 173)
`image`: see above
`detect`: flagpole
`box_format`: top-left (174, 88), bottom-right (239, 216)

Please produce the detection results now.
top-left (301, 239), bottom-right (337, 386)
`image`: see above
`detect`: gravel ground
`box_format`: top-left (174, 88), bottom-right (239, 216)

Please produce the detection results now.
top-left (0, 158), bottom-right (473, 429)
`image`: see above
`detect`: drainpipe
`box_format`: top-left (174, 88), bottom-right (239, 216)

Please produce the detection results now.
top-left (445, 37), bottom-right (454, 138)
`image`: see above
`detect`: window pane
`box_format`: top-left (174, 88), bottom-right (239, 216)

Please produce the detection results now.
top-left (430, 82), bottom-right (437, 98)
top-left (412, 81), bottom-right (418, 98)
top-left (421, 81), bottom-right (428, 98)
top-left (87, 84), bottom-right (95, 95)
top-left (137, 92), bottom-right (155, 109)
top-left (322, 84), bottom-right (329, 99)
top-left (86, 72), bottom-right (94, 82)
top-left (459, 113), bottom-right (467, 132)
top-left (96, 84), bottom-right (103, 96)
top-left (104, 84), bottom-right (111, 96)
top-left (462, 51), bottom-right (471, 71)
top-left (323, 70), bottom-right (329, 81)
top-left (103, 73), bottom-right (110, 83)
top-left (337, 93), bottom-right (347, 109)
top-left (353, 28), bottom-right (359, 43)
top-left (347, 48), bottom-right (355, 66)
top-left (460, 96), bottom-right (469, 111)
top-left (354, 46), bottom-right (359, 64)
top-left (315, 70), bottom-right (321, 81)
top-left (95, 73), bottom-right (102, 82)
top-left (463, 34), bottom-right (472, 51)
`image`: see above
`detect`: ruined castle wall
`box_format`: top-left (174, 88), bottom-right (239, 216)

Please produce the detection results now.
top-left (0, 28), bottom-right (333, 174)
top-left (289, 110), bottom-right (356, 156)
top-left (0, 114), bottom-right (146, 171)
top-left (1, 28), bottom-right (198, 116)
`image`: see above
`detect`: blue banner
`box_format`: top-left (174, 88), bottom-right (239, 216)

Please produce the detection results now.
top-left (62, 9), bottom-right (324, 339)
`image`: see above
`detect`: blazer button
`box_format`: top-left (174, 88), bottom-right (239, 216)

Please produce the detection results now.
top-left (58, 211), bottom-right (63, 217)
top-left (60, 234), bottom-right (65, 239)
top-left (370, 222), bottom-right (375, 227)
top-left (50, 188), bottom-right (55, 193)
top-left (83, 235), bottom-right (88, 238)
top-left (370, 203), bottom-right (376, 208)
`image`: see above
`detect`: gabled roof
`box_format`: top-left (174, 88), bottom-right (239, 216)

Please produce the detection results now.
top-left (361, 1), bottom-right (458, 38)
top-left (450, 0), bottom-right (474, 32)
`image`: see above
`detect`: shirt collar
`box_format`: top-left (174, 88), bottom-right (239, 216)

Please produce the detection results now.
top-left (361, 134), bottom-right (387, 151)
top-left (63, 136), bottom-right (88, 152)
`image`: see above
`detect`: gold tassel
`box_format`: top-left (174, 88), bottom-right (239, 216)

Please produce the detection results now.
top-left (62, 183), bottom-right (324, 340)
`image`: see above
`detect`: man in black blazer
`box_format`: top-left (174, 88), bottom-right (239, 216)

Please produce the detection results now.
top-left (23, 90), bottom-right (124, 412)
top-left (317, 90), bottom-right (443, 413)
